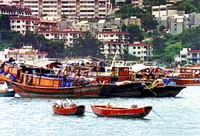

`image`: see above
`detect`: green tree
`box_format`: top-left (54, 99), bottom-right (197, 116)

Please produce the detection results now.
top-left (181, 26), bottom-right (200, 49)
top-left (115, 5), bottom-right (145, 19)
top-left (152, 37), bottom-right (166, 53)
top-left (164, 42), bottom-right (182, 63)
top-left (44, 40), bottom-right (66, 58)
top-left (0, 15), bottom-right (10, 30)
top-left (141, 14), bottom-right (158, 32)
top-left (71, 31), bottom-right (104, 58)
top-left (174, 0), bottom-right (198, 14)
top-left (122, 49), bottom-right (138, 61)
top-left (143, 0), bottom-right (167, 13)
top-left (122, 24), bottom-right (144, 42)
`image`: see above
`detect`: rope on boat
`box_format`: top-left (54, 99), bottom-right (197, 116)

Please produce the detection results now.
top-left (152, 109), bottom-right (165, 121)
top-left (144, 84), bottom-right (157, 97)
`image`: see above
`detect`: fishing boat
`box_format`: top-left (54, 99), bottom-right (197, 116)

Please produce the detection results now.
top-left (140, 78), bottom-right (186, 97)
top-left (142, 85), bottom-right (185, 97)
top-left (167, 66), bottom-right (200, 85)
top-left (99, 80), bottom-right (185, 98)
top-left (52, 99), bottom-right (85, 115)
top-left (99, 80), bottom-right (151, 97)
top-left (91, 104), bottom-right (152, 118)
top-left (10, 81), bottom-right (104, 98)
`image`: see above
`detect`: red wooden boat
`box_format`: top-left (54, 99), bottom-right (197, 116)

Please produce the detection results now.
top-left (10, 81), bottom-right (104, 98)
top-left (167, 66), bottom-right (200, 85)
top-left (52, 104), bottom-right (85, 115)
top-left (91, 104), bottom-right (152, 118)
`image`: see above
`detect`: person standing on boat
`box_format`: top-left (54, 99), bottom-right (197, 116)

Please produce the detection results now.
top-left (131, 71), bottom-right (136, 80)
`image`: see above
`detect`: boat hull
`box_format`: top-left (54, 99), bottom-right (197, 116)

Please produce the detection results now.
top-left (91, 105), bottom-right (152, 118)
top-left (142, 85), bottom-right (185, 97)
top-left (53, 105), bottom-right (85, 115)
top-left (100, 81), bottom-right (145, 97)
top-left (10, 82), bottom-right (103, 98)
top-left (172, 78), bottom-right (200, 86)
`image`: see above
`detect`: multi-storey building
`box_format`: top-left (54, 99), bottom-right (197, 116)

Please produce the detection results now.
top-left (152, 4), bottom-right (200, 35)
top-left (36, 30), bottom-right (85, 46)
top-left (97, 32), bottom-right (129, 58)
top-left (10, 16), bottom-right (40, 34)
top-left (169, 11), bottom-right (190, 35)
top-left (38, 19), bottom-right (58, 31)
top-left (2, 0), bottom-right (111, 19)
top-left (175, 48), bottom-right (200, 64)
top-left (128, 42), bottom-right (153, 61)
top-left (0, 3), bottom-right (32, 16)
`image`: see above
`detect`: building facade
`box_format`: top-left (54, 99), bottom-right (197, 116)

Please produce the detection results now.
top-left (10, 16), bottom-right (40, 34)
top-left (97, 32), bottom-right (129, 58)
top-left (0, 3), bottom-right (32, 16)
top-left (128, 42), bottom-right (153, 61)
top-left (36, 30), bottom-right (85, 47)
top-left (175, 48), bottom-right (200, 64)
top-left (1, 0), bottom-right (111, 20)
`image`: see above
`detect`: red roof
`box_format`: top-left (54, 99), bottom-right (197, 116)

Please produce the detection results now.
top-left (103, 41), bottom-right (127, 44)
top-left (97, 32), bottom-right (129, 35)
top-left (37, 52), bottom-right (48, 55)
top-left (128, 43), bottom-right (153, 46)
top-left (36, 30), bottom-right (85, 34)
top-left (10, 17), bottom-right (40, 21)
top-left (188, 50), bottom-right (200, 53)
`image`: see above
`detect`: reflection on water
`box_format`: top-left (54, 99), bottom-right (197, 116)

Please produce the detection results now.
top-left (0, 86), bottom-right (200, 136)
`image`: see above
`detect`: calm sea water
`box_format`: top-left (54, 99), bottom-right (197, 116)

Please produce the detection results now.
top-left (0, 86), bottom-right (200, 136)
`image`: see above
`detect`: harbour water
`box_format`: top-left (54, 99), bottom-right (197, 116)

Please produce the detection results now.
top-left (0, 86), bottom-right (200, 136)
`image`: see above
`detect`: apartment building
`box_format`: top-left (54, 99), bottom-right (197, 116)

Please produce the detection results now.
top-left (0, 3), bottom-right (32, 16)
top-left (152, 4), bottom-right (200, 35)
top-left (10, 16), bottom-right (40, 34)
top-left (97, 32), bottom-right (129, 58)
top-left (3, 0), bottom-right (111, 20)
top-left (36, 30), bottom-right (85, 47)
top-left (128, 42), bottom-right (153, 61)
top-left (175, 48), bottom-right (200, 64)
top-left (169, 11), bottom-right (190, 35)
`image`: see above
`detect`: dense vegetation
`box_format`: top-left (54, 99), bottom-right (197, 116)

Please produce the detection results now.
top-left (0, 15), bottom-right (105, 59)
top-left (1, 0), bottom-right (200, 65)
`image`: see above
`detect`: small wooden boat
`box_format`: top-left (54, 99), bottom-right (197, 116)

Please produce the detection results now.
top-left (52, 104), bottom-right (85, 115)
top-left (91, 104), bottom-right (152, 118)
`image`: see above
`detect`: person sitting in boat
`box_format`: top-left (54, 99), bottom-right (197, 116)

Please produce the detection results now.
top-left (106, 103), bottom-right (113, 108)
top-left (63, 99), bottom-right (76, 108)
top-left (131, 104), bottom-right (138, 108)
top-left (55, 100), bottom-right (63, 108)
top-left (151, 79), bottom-right (164, 88)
